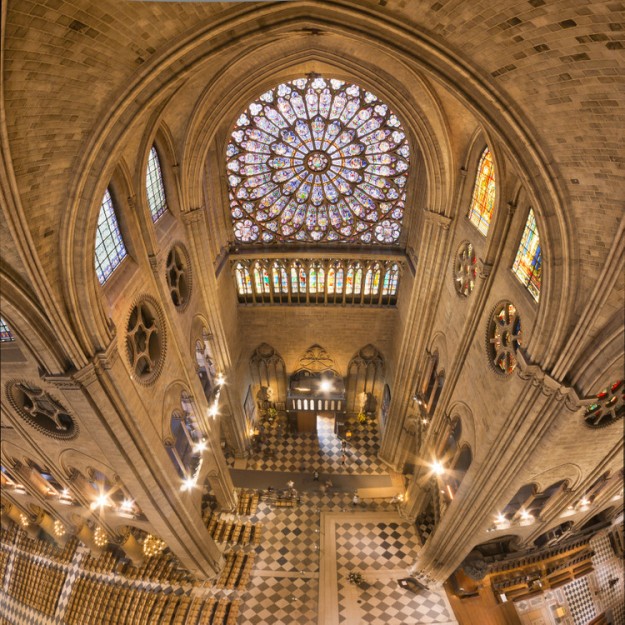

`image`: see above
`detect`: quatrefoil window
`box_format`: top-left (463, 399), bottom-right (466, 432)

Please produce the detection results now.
top-left (584, 380), bottom-right (624, 428)
top-left (487, 302), bottom-right (522, 375)
top-left (166, 245), bottom-right (191, 310)
top-left (454, 241), bottom-right (477, 297)
top-left (7, 382), bottom-right (77, 439)
top-left (126, 297), bottom-right (165, 385)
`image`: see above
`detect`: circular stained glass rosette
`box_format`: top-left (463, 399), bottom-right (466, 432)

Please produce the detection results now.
top-left (226, 77), bottom-right (410, 244)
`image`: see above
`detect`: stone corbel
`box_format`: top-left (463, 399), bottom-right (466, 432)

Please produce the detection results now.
top-left (42, 371), bottom-right (81, 391)
top-left (516, 351), bottom-right (582, 409)
top-left (423, 209), bottom-right (452, 231)
top-left (181, 207), bottom-right (203, 225)
top-left (478, 258), bottom-right (493, 279)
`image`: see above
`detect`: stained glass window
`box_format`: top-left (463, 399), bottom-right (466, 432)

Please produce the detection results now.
top-left (0, 317), bottom-right (15, 342)
top-left (328, 267), bottom-right (336, 293)
top-left (353, 266), bottom-right (363, 295)
top-left (227, 76), bottom-right (410, 245)
top-left (336, 268), bottom-right (344, 293)
top-left (383, 265), bottom-right (399, 295)
top-left (512, 209), bottom-right (542, 302)
top-left (146, 146), bottom-right (168, 222)
top-left (253, 263), bottom-right (263, 292)
top-left (346, 268), bottom-right (354, 294)
top-left (468, 148), bottom-right (496, 236)
top-left (95, 188), bottom-right (128, 285)
top-left (235, 263), bottom-right (252, 294)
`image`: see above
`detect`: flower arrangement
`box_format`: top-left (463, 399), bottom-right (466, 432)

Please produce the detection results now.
top-left (348, 572), bottom-right (365, 586)
top-left (356, 412), bottom-right (367, 424)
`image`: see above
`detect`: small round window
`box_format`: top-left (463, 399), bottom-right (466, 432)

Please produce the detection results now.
top-left (126, 296), bottom-right (166, 385)
top-left (487, 302), bottom-right (522, 375)
top-left (584, 380), bottom-right (624, 428)
top-left (7, 381), bottom-right (78, 440)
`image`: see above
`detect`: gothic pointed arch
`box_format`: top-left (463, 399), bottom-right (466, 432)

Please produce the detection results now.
top-left (346, 344), bottom-right (385, 415)
top-left (249, 343), bottom-right (287, 408)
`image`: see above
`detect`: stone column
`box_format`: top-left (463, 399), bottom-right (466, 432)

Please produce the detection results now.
top-left (182, 208), bottom-right (250, 455)
top-left (51, 346), bottom-right (225, 579)
top-left (379, 210), bottom-right (452, 468)
top-left (409, 363), bottom-right (581, 583)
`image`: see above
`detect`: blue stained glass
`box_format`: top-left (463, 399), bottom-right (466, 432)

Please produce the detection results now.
top-left (228, 76), bottom-right (409, 244)
top-left (0, 317), bottom-right (15, 342)
top-left (512, 208), bottom-right (542, 302)
top-left (146, 146), bottom-right (168, 222)
top-left (95, 188), bottom-right (127, 285)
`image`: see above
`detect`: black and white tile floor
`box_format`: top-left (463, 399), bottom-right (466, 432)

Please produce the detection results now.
top-left (245, 415), bottom-right (388, 475)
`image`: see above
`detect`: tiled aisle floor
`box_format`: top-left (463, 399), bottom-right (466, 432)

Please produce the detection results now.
top-left (245, 415), bottom-right (388, 475)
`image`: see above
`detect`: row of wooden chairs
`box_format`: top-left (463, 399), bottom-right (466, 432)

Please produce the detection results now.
top-left (216, 551), bottom-right (254, 590)
top-left (0, 549), bottom-right (9, 584)
top-left (0, 523), bottom-right (18, 545)
top-left (82, 544), bottom-right (190, 584)
top-left (236, 490), bottom-right (259, 516)
top-left (65, 575), bottom-right (241, 625)
top-left (15, 529), bottom-right (77, 563)
top-left (7, 554), bottom-right (65, 617)
top-left (206, 517), bottom-right (262, 547)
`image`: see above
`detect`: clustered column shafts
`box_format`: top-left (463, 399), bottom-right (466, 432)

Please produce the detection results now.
top-left (379, 210), bottom-right (452, 467)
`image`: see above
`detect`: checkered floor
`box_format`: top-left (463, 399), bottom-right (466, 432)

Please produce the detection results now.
top-left (246, 415), bottom-right (388, 475)
top-left (590, 532), bottom-right (625, 625)
top-left (330, 513), bottom-right (454, 625)
top-left (338, 578), bottom-right (452, 625)
top-left (336, 521), bottom-right (421, 570)
top-left (563, 576), bottom-right (597, 625)
top-left (238, 575), bottom-right (318, 625)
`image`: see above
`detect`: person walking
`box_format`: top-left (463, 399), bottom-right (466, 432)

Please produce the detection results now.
top-left (313, 470), bottom-right (319, 481)
top-left (352, 492), bottom-right (360, 506)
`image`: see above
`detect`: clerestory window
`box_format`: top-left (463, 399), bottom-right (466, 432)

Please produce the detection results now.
top-left (512, 208), bottom-right (542, 302)
top-left (94, 188), bottom-right (127, 285)
top-left (467, 147), bottom-right (496, 236)
top-left (146, 146), bottom-right (168, 222)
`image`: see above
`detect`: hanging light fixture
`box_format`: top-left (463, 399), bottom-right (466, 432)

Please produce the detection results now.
top-left (94, 526), bottom-right (107, 547)
top-left (53, 520), bottom-right (66, 537)
top-left (143, 534), bottom-right (166, 557)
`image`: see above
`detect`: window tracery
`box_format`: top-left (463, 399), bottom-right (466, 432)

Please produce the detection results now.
top-left (166, 244), bottom-right (191, 310)
top-left (146, 146), bottom-right (168, 222)
top-left (125, 296), bottom-right (166, 385)
top-left (6, 381), bottom-right (78, 440)
top-left (454, 241), bottom-right (477, 297)
top-left (94, 188), bottom-right (127, 285)
top-left (0, 318), bottom-right (15, 342)
top-left (467, 147), bottom-right (496, 236)
top-left (233, 258), bottom-right (399, 305)
top-left (227, 76), bottom-right (410, 245)
top-left (512, 208), bottom-right (542, 302)
top-left (584, 380), bottom-right (624, 428)
top-left (487, 302), bottom-right (522, 375)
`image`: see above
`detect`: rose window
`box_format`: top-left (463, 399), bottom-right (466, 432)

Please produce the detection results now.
top-left (126, 297), bottom-right (165, 385)
top-left (454, 241), bottom-right (477, 297)
top-left (226, 76), bottom-right (410, 244)
top-left (7, 382), bottom-right (77, 440)
top-left (487, 302), bottom-right (522, 375)
top-left (584, 380), bottom-right (624, 428)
